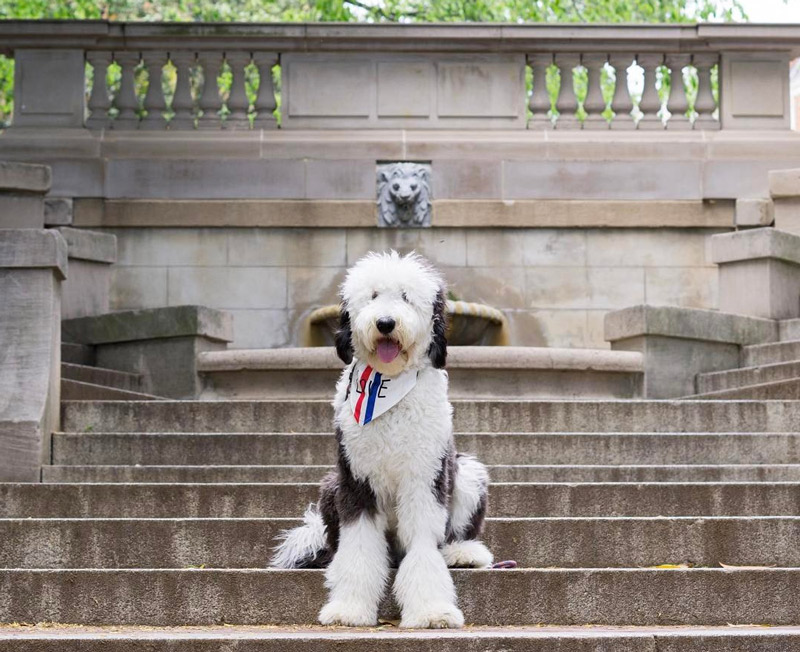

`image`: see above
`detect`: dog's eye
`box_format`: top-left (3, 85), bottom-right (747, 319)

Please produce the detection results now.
top-left (401, 291), bottom-right (409, 303)
top-left (372, 291), bottom-right (378, 300)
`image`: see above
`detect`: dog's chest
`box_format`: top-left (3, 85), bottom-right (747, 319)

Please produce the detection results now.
top-left (336, 367), bottom-right (452, 495)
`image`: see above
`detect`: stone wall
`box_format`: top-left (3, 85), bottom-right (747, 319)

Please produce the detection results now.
top-left (101, 226), bottom-right (721, 350)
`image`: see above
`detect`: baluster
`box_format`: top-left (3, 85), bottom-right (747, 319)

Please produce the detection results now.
top-left (610, 54), bottom-right (635, 129)
top-left (693, 54), bottom-right (719, 129)
top-left (112, 51), bottom-right (140, 129)
top-left (554, 53), bottom-right (580, 129)
top-left (637, 53), bottom-right (664, 130)
top-left (582, 53), bottom-right (609, 129)
top-left (528, 53), bottom-right (553, 129)
top-left (86, 51), bottom-right (112, 129)
top-left (169, 51), bottom-right (196, 130)
top-left (252, 52), bottom-right (278, 129)
top-left (225, 51), bottom-right (252, 130)
top-left (140, 51), bottom-right (167, 130)
top-left (197, 51), bottom-right (224, 129)
top-left (665, 53), bottom-right (691, 130)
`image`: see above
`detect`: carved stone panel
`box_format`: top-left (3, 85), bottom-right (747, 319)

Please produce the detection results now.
top-left (377, 162), bottom-right (432, 228)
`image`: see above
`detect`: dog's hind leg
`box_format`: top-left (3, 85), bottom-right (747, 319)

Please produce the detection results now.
top-left (441, 454), bottom-right (493, 568)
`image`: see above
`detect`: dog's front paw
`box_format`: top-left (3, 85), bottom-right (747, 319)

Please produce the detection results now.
top-left (319, 600), bottom-right (378, 627)
top-left (400, 603), bottom-right (465, 629)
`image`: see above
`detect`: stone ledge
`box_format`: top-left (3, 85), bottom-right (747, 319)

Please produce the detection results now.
top-left (0, 229), bottom-right (68, 279)
top-left (735, 198), bottom-right (774, 227)
top-left (62, 305), bottom-right (233, 345)
top-left (605, 305), bottom-right (778, 346)
top-left (197, 346), bottom-right (643, 374)
top-left (710, 227), bottom-right (800, 266)
top-left (57, 227), bottom-right (116, 264)
top-left (0, 161), bottom-right (51, 194)
top-left (769, 168), bottom-right (800, 198)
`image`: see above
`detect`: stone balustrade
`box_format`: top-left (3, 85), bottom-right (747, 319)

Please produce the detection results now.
top-left (2, 21), bottom-right (798, 131)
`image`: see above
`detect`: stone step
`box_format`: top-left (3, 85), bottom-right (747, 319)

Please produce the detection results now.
top-left (61, 362), bottom-right (143, 392)
top-left (3, 626), bottom-right (800, 652)
top-left (61, 379), bottom-right (162, 401)
top-left (0, 568), bottom-right (798, 626)
top-left (60, 400), bottom-right (800, 435)
top-left (42, 463), bottom-right (800, 483)
top-left (742, 340), bottom-right (800, 366)
top-left (61, 341), bottom-right (95, 365)
top-left (50, 432), bottom-right (800, 466)
top-left (2, 483), bottom-right (798, 518)
top-left (697, 360), bottom-right (800, 393)
top-left (2, 516), bottom-right (799, 570)
top-left (692, 378), bottom-right (800, 400)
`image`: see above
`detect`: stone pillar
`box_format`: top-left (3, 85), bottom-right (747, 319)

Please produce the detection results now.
top-left (0, 162), bottom-right (65, 482)
top-left (711, 227), bottom-right (800, 320)
top-left (719, 51), bottom-right (791, 130)
top-left (605, 305), bottom-right (777, 398)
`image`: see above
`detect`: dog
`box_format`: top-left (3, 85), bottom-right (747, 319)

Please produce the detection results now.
top-left (271, 251), bottom-right (492, 628)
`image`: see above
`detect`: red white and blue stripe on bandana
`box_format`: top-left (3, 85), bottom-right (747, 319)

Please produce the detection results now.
top-left (353, 364), bottom-right (382, 425)
top-left (348, 360), bottom-right (418, 426)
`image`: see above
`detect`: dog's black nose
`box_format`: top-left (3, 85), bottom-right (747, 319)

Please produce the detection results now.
top-left (376, 317), bottom-right (396, 335)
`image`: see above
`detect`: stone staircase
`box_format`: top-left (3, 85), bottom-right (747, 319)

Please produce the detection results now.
top-left (60, 342), bottom-right (161, 401)
top-left (2, 398), bottom-right (800, 648)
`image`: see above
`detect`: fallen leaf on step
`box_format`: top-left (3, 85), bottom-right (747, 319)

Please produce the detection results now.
top-left (650, 563), bottom-right (692, 569)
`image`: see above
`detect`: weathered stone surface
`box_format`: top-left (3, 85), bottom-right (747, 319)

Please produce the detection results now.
top-left (0, 195), bottom-right (46, 228)
top-left (0, 161), bottom-right (51, 193)
top-left (0, 230), bottom-right (67, 481)
top-left (697, 360), bottom-right (800, 394)
top-left (769, 168), bottom-right (800, 198)
top-left (61, 259), bottom-right (112, 319)
top-left (711, 227), bottom-right (800, 266)
top-left (743, 339), bottom-right (800, 366)
top-left (57, 227), bottom-right (117, 263)
top-left (61, 305), bottom-right (233, 345)
top-left (44, 197), bottom-right (73, 226)
top-left (735, 198), bottom-right (774, 227)
top-left (12, 49), bottom-right (86, 128)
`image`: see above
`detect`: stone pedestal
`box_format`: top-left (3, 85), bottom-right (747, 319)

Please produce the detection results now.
top-left (61, 305), bottom-right (233, 398)
top-left (605, 305), bottom-right (777, 398)
top-left (57, 227), bottom-right (117, 319)
top-left (0, 229), bottom-right (67, 481)
top-left (711, 227), bottom-right (800, 320)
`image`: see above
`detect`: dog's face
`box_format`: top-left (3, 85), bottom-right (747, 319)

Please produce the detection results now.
top-left (335, 251), bottom-right (447, 375)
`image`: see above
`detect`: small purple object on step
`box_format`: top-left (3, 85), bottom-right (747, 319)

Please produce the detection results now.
top-left (491, 560), bottom-right (518, 569)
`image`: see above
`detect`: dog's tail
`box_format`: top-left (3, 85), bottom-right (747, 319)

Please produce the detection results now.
top-left (270, 504), bottom-right (330, 569)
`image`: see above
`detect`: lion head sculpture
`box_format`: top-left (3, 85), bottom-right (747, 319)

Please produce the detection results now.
top-left (376, 162), bottom-right (432, 228)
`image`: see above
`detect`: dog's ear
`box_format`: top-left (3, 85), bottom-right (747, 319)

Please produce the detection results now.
top-left (428, 289), bottom-right (447, 369)
top-left (335, 305), bottom-right (354, 364)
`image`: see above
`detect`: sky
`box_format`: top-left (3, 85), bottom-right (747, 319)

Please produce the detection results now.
top-left (739, 0), bottom-right (800, 22)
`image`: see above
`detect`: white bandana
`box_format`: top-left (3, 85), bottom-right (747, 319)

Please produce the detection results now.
top-left (348, 360), bottom-right (418, 425)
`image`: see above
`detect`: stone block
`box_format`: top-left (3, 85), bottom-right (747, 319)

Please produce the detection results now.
top-left (526, 267), bottom-right (645, 310)
top-left (12, 49), bottom-right (86, 128)
top-left (0, 195), bottom-right (45, 228)
top-left (773, 199), bottom-right (800, 235)
top-left (466, 230), bottom-right (524, 267)
top-left (377, 61), bottom-right (431, 117)
top-left (287, 267), bottom-right (346, 310)
top-left (769, 168), bottom-right (800, 198)
top-left (304, 160), bottom-right (374, 200)
top-left (167, 267), bottom-right (288, 310)
top-left (720, 51), bottom-right (791, 130)
top-left (226, 228), bottom-right (346, 267)
top-left (57, 227), bottom-right (116, 264)
top-left (504, 160), bottom-right (703, 200)
top-left (586, 229), bottom-right (715, 268)
top-left (0, 161), bottom-right (51, 193)
top-left (112, 228), bottom-right (226, 266)
top-left (61, 259), bottom-right (111, 320)
top-left (110, 267), bottom-right (168, 310)
top-left (346, 228), bottom-right (467, 267)
top-left (0, 229), bottom-right (67, 481)
top-left (44, 198), bottom-right (73, 226)
top-left (711, 228), bottom-right (800, 319)
top-left (605, 304), bottom-right (778, 398)
top-left (735, 198), bottom-right (774, 228)
top-left (644, 267), bottom-right (718, 310)
top-left (445, 266), bottom-right (525, 309)
top-left (522, 230), bottom-right (587, 266)
top-left (228, 310), bottom-right (290, 349)
top-left (105, 159), bottom-right (306, 199)
top-left (62, 305), bottom-right (233, 346)
top-left (433, 160), bottom-right (503, 200)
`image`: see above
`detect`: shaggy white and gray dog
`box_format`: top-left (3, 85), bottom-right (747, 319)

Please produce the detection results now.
top-left (271, 251), bottom-right (492, 629)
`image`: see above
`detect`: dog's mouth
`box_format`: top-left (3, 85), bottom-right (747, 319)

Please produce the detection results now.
top-left (375, 337), bottom-right (402, 364)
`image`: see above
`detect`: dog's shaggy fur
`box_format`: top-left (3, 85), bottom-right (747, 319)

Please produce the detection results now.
top-left (271, 251), bottom-right (492, 628)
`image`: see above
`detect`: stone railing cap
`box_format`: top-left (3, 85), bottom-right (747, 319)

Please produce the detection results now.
top-left (62, 305), bottom-right (233, 345)
top-left (710, 227), bottom-right (800, 266)
top-left (605, 304), bottom-right (778, 346)
top-left (769, 168), bottom-right (800, 198)
top-left (57, 227), bottom-right (116, 264)
top-left (197, 346), bottom-right (644, 374)
top-left (0, 161), bottom-right (51, 194)
top-left (0, 229), bottom-right (67, 279)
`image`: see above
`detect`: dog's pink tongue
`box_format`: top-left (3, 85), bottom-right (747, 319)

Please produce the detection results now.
top-left (377, 339), bottom-right (400, 364)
